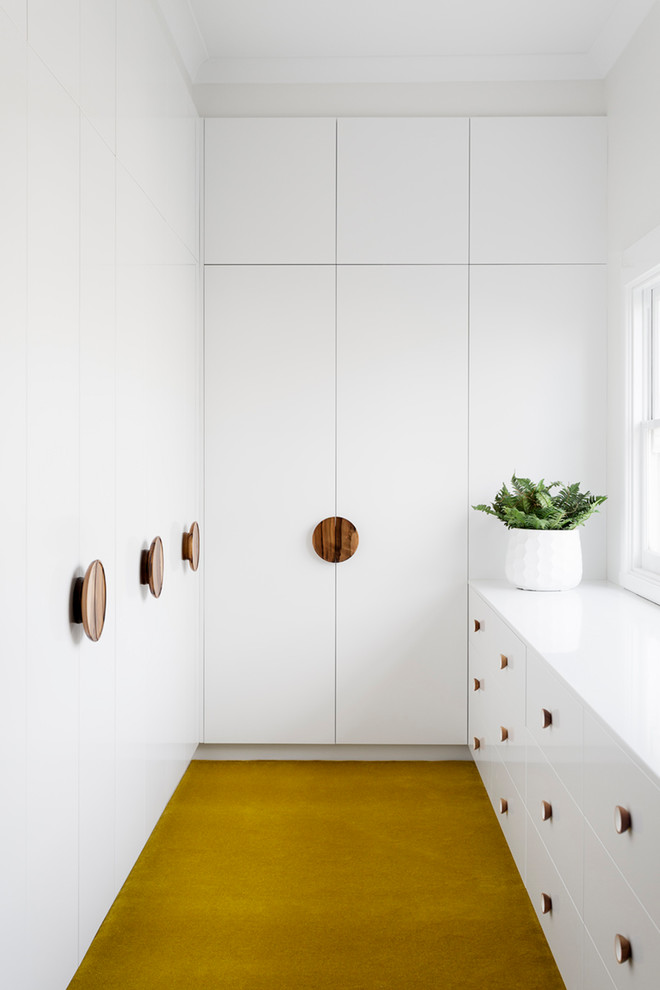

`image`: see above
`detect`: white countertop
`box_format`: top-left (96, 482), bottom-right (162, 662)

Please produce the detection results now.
top-left (470, 580), bottom-right (660, 782)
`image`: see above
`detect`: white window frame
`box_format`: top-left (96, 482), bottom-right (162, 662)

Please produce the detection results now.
top-left (623, 262), bottom-right (660, 604)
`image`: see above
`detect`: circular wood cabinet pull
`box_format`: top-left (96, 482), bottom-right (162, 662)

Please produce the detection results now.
top-left (473, 736), bottom-right (481, 751)
top-left (499, 798), bottom-right (508, 814)
top-left (474, 619), bottom-right (481, 632)
top-left (540, 893), bottom-right (552, 915)
top-left (615, 934), bottom-right (632, 964)
top-left (182, 521), bottom-right (200, 571)
top-left (615, 806), bottom-right (632, 834)
top-left (499, 726), bottom-right (509, 742)
top-left (500, 654), bottom-right (508, 669)
top-left (541, 800), bottom-right (553, 822)
top-left (312, 516), bottom-right (359, 563)
top-left (473, 677), bottom-right (481, 692)
top-left (141, 536), bottom-right (164, 598)
top-left (541, 708), bottom-right (553, 729)
top-left (73, 560), bottom-right (106, 642)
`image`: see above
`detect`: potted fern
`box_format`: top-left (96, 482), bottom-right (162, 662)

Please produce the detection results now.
top-left (473, 475), bottom-right (607, 591)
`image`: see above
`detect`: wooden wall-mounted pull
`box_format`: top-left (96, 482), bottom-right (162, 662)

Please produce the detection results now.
top-left (73, 560), bottom-right (106, 642)
top-left (473, 737), bottom-right (481, 751)
top-left (473, 677), bottom-right (481, 691)
top-left (499, 798), bottom-right (508, 814)
top-left (474, 619), bottom-right (481, 632)
top-left (312, 516), bottom-right (359, 563)
top-left (499, 726), bottom-right (509, 742)
top-left (141, 536), bottom-right (164, 598)
top-left (499, 654), bottom-right (508, 669)
top-left (615, 806), bottom-right (632, 834)
top-left (541, 708), bottom-right (553, 729)
top-left (541, 800), bottom-right (553, 822)
top-left (182, 521), bottom-right (200, 571)
top-left (540, 893), bottom-right (552, 915)
top-left (615, 934), bottom-right (632, 964)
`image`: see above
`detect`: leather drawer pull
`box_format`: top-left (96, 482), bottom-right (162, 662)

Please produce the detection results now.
top-left (141, 536), bottom-right (164, 598)
top-left (182, 521), bottom-right (200, 571)
top-left (73, 560), bottom-right (106, 642)
top-left (312, 516), bottom-right (358, 563)
top-left (615, 806), bottom-right (632, 834)
top-left (615, 934), bottom-right (632, 964)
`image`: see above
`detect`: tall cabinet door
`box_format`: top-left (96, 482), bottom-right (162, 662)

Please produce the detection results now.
top-left (204, 265), bottom-right (336, 743)
top-left (335, 265), bottom-right (468, 744)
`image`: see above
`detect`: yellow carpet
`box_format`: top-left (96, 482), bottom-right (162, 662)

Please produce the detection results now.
top-left (68, 761), bottom-right (564, 989)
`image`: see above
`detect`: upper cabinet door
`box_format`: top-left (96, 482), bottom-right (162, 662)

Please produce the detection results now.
top-left (470, 117), bottom-right (607, 264)
top-left (337, 118), bottom-right (469, 264)
top-left (205, 118), bottom-right (336, 264)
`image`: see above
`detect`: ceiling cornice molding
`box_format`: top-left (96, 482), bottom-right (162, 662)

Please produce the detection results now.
top-left (588, 0), bottom-right (656, 75)
top-left (194, 53), bottom-right (605, 86)
top-left (154, 0), bottom-right (209, 82)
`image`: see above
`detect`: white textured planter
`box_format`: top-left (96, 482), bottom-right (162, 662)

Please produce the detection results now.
top-left (505, 529), bottom-right (583, 592)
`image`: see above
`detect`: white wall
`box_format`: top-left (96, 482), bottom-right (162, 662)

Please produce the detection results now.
top-left (606, 1), bottom-right (660, 582)
top-left (0, 2), bottom-right (201, 988)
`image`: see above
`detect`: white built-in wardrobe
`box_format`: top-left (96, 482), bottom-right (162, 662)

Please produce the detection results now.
top-left (203, 116), bottom-right (607, 746)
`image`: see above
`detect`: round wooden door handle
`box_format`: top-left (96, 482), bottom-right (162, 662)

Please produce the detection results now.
top-left (141, 536), bottom-right (164, 598)
top-left (615, 806), bottom-right (632, 834)
top-left (73, 560), bottom-right (106, 642)
top-left (182, 521), bottom-right (200, 571)
top-left (312, 517), bottom-right (359, 563)
top-left (615, 934), bottom-right (632, 964)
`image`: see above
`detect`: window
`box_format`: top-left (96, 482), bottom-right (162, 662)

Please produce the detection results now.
top-left (628, 269), bottom-right (660, 595)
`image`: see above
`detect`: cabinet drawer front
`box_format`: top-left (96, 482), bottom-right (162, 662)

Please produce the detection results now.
top-left (584, 930), bottom-right (616, 990)
top-left (468, 651), bottom-right (493, 791)
top-left (526, 816), bottom-right (583, 990)
top-left (584, 711), bottom-right (660, 929)
top-left (490, 757), bottom-right (526, 881)
top-left (527, 734), bottom-right (583, 913)
top-left (527, 648), bottom-right (582, 805)
top-left (584, 825), bottom-right (660, 990)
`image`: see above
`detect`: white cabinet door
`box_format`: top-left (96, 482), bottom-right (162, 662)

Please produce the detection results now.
top-left (469, 264), bottom-right (607, 583)
top-left (205, 266), bottom-right (336, 743)
top-left (470, 117), bottom-right (607, 264)
top-left (337, 117), bottom-right (469, 264)
top-left (205, 118), bottom-right (336, 264)
top-left (335, 265), bottom-right (468, 743)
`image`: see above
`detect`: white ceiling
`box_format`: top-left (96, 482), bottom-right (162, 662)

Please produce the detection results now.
top-left (159, 0), bottom-right (657, 83)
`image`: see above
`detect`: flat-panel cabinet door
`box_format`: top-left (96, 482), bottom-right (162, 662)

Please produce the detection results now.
top-left (337, 118), bottom-right (469, 264)
top-left (205, 118), bottom-right (336, 264)
top-left (470, 117), bottom-right (607, 264)
top-left (335, 265), bottom-right (468, 743)
top-left (205, 266), bottom-right (336, 743)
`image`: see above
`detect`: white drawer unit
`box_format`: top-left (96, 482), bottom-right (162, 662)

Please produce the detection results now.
top-left (584, 825), bottom-right (660, 990)
top-left (583, 710), bottom-right (660, 930)
top-left (526, 734), bottom-right (584, 914)
top-left (527, 817), bottom-right (583, 990)
top-left (469, 581), bottom-right (660, 990)
top-left (527, 647), bottom-right (583, 807)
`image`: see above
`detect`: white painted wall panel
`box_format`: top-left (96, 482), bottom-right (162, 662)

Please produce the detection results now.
top-left (469, 265), bottom-right (607, 581)
top-left (27, 0), bottom-right (79, 105)
top-left (80, 0), bottom-right (116, 151)
top-left (0, 13), bottom-right (27, 986)
top-left (117, 0), bottom-right (198, 256)
top-left (337, 117), bottom-right (469, 263)
top-left (205, 118), bottom-right (336, 263)
top-left (470, 117), bottom-right (607, 264)
top-left (25, 49), bottom-right (80, 990)
top-left (78, 118), bottom-right (117, 960)
top-left (205, 265), bottom-right (336, 743)
top-left (336, 265), bottom-right (468, 743)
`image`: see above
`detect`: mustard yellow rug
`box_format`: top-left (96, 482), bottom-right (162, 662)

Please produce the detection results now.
top-left (68, 761), bottom-right (564, 989)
